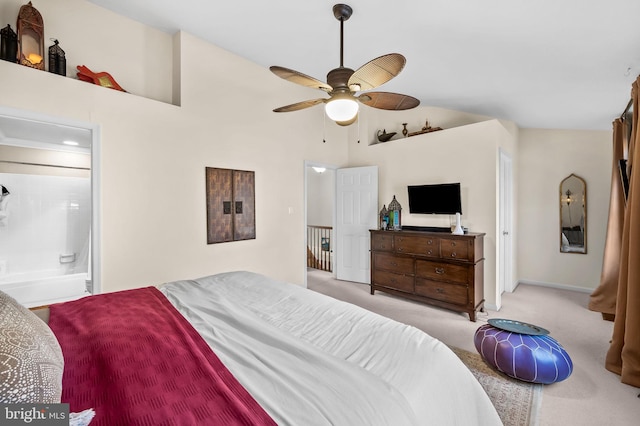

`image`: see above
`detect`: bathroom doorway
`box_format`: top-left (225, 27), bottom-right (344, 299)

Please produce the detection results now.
top-left (0, 108), bottom-right (100, 307)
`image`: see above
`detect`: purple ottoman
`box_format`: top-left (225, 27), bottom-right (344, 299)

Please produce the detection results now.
top-left (474, 319), bottom-right (573, 384)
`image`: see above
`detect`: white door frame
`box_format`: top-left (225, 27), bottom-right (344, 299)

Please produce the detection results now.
top-left (0, 106), bottom-right (101, 299)
top-left (498, 149), bottom-right (514, 299)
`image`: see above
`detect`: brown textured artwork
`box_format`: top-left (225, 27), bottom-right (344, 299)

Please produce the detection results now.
top-left (205, 167), bottom-right (255, 244)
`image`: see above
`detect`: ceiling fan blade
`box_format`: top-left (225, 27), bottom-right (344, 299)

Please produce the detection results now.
top-left (273, 98), bottom-right (327, 113)
top-left (270, 66), bottom-right (333, 92)
top-left (348, 54), bottom-right (406, 91)
top-left (358, 92), bottom-right (420, 110)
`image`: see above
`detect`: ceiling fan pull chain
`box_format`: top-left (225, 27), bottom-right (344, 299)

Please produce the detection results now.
top-left (323, 110), bottom-right (326, 143)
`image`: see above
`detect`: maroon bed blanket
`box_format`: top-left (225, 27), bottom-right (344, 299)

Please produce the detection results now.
top-left (48, 286), bottom-right (276, 426)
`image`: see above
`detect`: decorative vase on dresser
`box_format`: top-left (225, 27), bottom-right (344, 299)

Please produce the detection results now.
top-left (369, 229), bottom-right (485, 321)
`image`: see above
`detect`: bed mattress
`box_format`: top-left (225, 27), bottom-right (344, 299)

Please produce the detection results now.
top-left (159, 271), bottom-right (502, 425)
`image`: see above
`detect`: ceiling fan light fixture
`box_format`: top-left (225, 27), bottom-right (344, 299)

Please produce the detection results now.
top-left (325, 96), bottom-right (359, 122)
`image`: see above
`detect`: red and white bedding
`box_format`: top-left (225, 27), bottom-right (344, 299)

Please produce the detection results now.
top-left (48, 286), bottom-right (275, 425)
top-left (50, 271), bottom-right (502, 425)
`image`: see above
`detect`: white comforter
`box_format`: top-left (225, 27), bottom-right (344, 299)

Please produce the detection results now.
top-left (159, 271), bottom-right (502, 426)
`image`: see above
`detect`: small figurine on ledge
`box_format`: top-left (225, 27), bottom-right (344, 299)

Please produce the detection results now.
top-left (76, 65), bottom-right (127, 92)
top-left (377, 129), bottom-right (396, 142)
top-left (408, 119), bottom-right (443, 137)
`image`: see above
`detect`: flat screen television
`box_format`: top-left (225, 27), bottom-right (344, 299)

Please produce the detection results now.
top-left (407, 183), bottom-right (462, 215)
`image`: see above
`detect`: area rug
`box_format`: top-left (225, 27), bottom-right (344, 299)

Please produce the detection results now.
top-left (450, 346), bottom-right (543, 426)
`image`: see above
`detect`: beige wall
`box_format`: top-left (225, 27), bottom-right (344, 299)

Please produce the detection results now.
top-left (0, 145), bottom-right (90, 177)
top-left (347, 115), bottom-right (517, 308)
top-left (0, 0), bottom-right (349, 293)
top-left (0, 0), bottom-right (174, 103)
top-left (518, 128), bottom-right (611, 291)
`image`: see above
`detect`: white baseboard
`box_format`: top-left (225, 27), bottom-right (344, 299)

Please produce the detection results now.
top-left (484, 302), bottom-right (499, 311)
top-left (516, 279), bottom-right (594, 294)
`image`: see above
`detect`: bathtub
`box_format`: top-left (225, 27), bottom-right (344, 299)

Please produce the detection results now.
top-left (0, 270), bottom-right (91, 308)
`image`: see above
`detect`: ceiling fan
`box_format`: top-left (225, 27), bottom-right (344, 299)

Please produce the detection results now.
top-left (270, 4), bottom-right (420, 126)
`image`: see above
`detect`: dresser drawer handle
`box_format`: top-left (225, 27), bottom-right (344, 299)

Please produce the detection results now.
top-left (427, 240), bottom-right (433, 245)
top-left (451, 242), bottom-right (457, 247)
top-left (435, 267), bottom-right (445, 274)
top-left (391, 261), bottom-right (398, 266)
top-left (381, 245), bottom-right (387, 249)
top-left (426, 249), bottom-right (433, 255)
top-left (436, 287), bottom-right (445, 293)
top-left (450, 252), bottom-right (457, 258)
top-left (390, 278), bottom-right (397, 283)
top-left (398, 247), bottom-right (404, 252)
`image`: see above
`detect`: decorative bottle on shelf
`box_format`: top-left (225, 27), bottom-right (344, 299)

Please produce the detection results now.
top-left (452, 212), bottom-right (464, 235)
top-left (388, 195), bottom-right (402, 230)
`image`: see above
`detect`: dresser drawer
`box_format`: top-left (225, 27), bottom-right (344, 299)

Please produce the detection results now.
top-left (395, 235), bottom-right (439, 257)
top-left (373, 270), bottom-right (414, 293)
top-left (440, 238), bottom-right (471, 261)
top-left (371, 232), bottom-right (393, 251)
top-left (415, 278), bottom-right (469, 305)
top-left (415, 259), bottom-right (469, 285)
top-left (374, 253), bottom-right (414, 274)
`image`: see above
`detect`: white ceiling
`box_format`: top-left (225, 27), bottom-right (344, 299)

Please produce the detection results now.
top-left (85, 0), bottom-right (640, 131)
top-left (44, 1), bottom-right (640, 131)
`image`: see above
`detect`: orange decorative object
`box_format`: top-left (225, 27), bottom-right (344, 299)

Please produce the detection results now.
top-left (76, 65), bottom-right (126, 92)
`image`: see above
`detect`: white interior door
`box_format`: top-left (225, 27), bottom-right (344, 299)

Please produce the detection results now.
top-left (335, 166), bottom-right (378, 283)
top-left (499, 149), bottom-right (513, 296)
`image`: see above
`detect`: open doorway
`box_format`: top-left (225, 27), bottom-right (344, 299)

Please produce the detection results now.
top-left (304, 161), bottom-right (336, 288)
top-left (0, 107), bottom-right (100, 307)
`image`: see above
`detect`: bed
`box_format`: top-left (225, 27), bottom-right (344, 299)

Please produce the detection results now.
top-left (1, 271), bottom-right (502, 425)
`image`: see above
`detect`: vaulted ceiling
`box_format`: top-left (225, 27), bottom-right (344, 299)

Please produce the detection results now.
top-left (88, 0), bottom-right (640, 131)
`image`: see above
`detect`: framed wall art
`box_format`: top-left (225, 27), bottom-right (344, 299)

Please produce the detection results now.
top-left (205, 167), bottom-right (255, 244)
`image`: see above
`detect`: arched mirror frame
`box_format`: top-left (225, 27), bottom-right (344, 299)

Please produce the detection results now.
top-left (559, 173), bottom-right (587, 254)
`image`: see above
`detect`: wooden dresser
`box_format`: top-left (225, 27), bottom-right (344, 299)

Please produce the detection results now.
top-left (370, 229), bottom-right (485, 321)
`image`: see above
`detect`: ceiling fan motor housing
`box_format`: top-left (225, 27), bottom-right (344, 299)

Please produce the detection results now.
top-left (327, 67), bottom-right (355, 93)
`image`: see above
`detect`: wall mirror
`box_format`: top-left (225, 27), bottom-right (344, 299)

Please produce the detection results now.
top-left (560, 174), bottom-right (586, 254)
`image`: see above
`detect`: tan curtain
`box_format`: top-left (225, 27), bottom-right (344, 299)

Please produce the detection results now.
top-left (605, 76), bottom-right (640, 387)
top-left (589, 119), bottom-right (625, 315)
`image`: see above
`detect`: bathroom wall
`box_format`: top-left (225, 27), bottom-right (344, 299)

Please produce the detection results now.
top-left (0, 172), bottom-right (91, 280)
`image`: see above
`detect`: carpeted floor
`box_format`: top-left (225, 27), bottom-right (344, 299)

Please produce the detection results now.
top-left (307, 268), bottom-right (640, 426)
top-left (451, 346), bottom-right (542, 426)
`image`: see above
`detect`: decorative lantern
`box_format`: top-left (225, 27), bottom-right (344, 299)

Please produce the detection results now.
top-left (17, 2), bottom-right (45, 70)
top-left (379, 205), bottom-right (388, 230)
top-left (0, 24), bottom-right (18, 63)
top-left (48, 38), bottom-right (65, 76)
top-left (388, 195), bottom-right (402, 231)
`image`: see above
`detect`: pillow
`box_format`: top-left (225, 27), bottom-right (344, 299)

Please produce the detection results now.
top-left (0, 290), bottom-right (64, 403)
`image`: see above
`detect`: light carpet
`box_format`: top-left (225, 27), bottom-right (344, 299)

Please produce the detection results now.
top-left (450, 346), bottom-right (542, 426)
